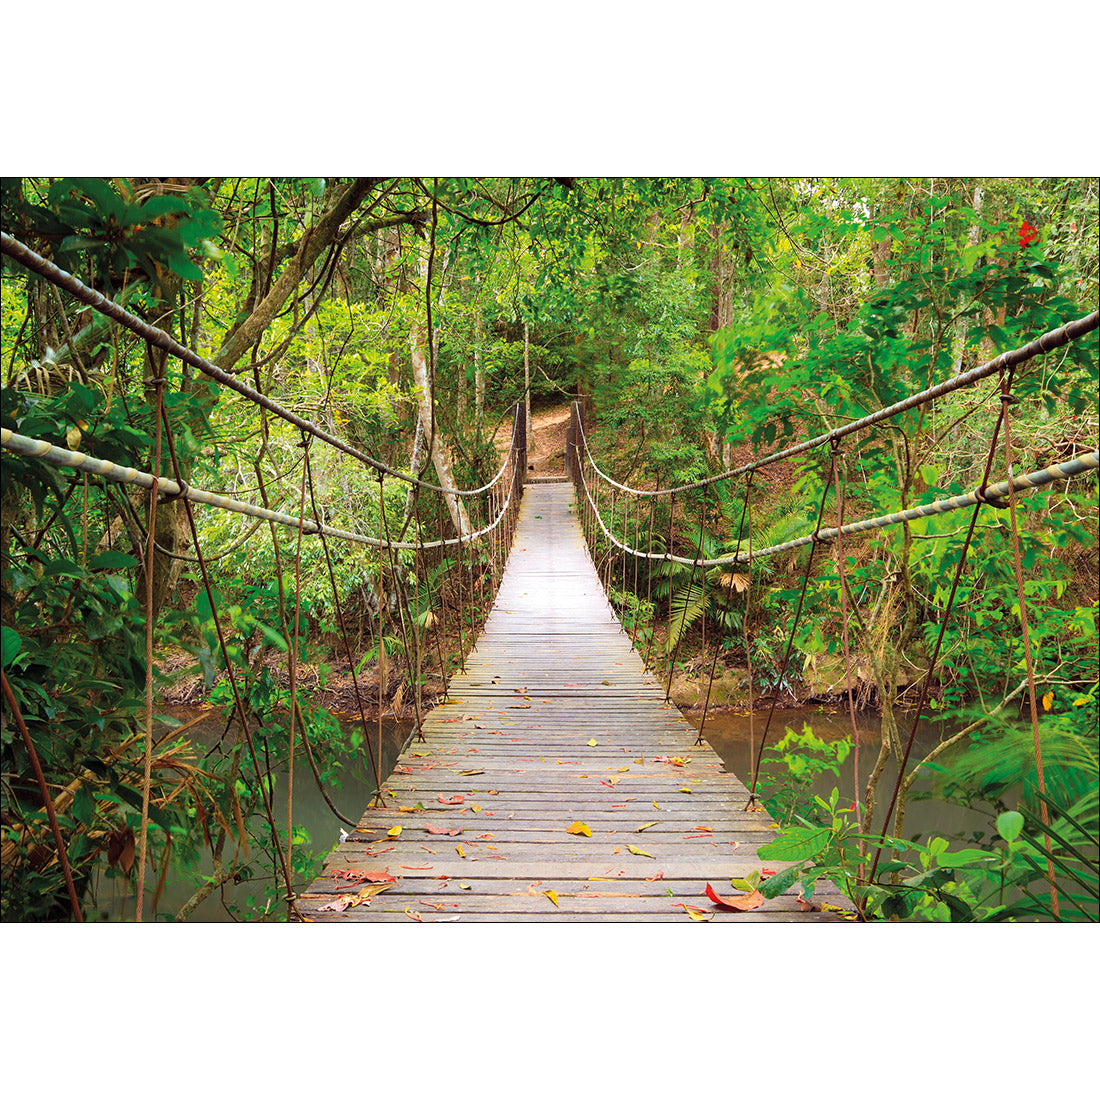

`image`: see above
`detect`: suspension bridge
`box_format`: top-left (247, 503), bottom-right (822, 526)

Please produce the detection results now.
top-left (1, 231), bottom-right (1096, 923)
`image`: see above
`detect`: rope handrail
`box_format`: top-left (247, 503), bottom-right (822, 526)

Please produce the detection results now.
top-left (0, 426), bottom-right (518, 553)
top-left (0, 231), bottom-right (517, 499)
top-left (576, 447), bottom-right (1099, 568)
top-left (572, 310), bottom-right (1099, 498)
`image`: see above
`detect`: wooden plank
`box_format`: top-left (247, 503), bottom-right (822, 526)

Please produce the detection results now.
top-left (300, 484), bottom-right (850, 924)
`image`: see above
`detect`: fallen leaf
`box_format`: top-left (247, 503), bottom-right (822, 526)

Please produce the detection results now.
top-left (459, 882), bottom-right (471, 890)
top-left (456, 844), bottom-right (466, 857)
top-left (470, 803), bottom-right (483, 813)
top-left (426, 824), bottom-right (462, 836)
top-left (330, 868), bottom-right (396, 883)
top-left (678, 904), bottom-right (713, 922)
top-left (544, 889), bottom-right (559, 907)
top-left (636, 822), bottom-right (659, 832)
top-left (567, 821), bottom-right (592, 837)
top-left (387, 826), bottom-right (403, 838)
top-left (438, 795), bottom-right (465, 805)
top-left (587, 739), bottom-right (598, 747)
top-left (680, 787), bottom-right (693, 794)
top-left (653, 801), bottom-right (662, 810)
top-left (798, 893), bottom-right (820, 912)
top-left (353, 881), bottom-right (394, 903)
top-left (316, 897), bottom-right (353, 912)
top-left (457, 769), bottom-right (484, 776)
top-left (705, 882), bottom-right (765, 912)
top-left (627, 845), bottom-right (655, 858)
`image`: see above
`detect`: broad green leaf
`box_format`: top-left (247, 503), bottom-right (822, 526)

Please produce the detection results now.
top-left (757, 826), bottom-right (829, 862)
top-left (89, 550), bottom-right (138, 570)
top-left (758, 864), bottom-right (800, 898)
top-left (1, 626), bottom-right (20, 668)
top-left (997, 811), bottom-right (1024, 843)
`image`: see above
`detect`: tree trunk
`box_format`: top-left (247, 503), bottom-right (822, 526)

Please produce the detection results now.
top-left (523, 321), bottom-right (531, 436)
top-left (474, 313), bottom-right (485, 438)
top-left (410, 248), bottom-right (471, 538)
top-left (212, 177), bottom-right (380, 371)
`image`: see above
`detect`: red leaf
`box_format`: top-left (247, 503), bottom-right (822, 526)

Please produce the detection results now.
top-left (426, 824), bottom-right (462, 836)
top-left (704, 882), bottom-right (766, 912)
top-left (438, 794), bottom-right (465, 805)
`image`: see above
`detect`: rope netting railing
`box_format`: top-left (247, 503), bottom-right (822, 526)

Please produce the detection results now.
top-left (0, 233), bottom-right (528, 921)
top-left (567, 311), bottom-right (1099, 919)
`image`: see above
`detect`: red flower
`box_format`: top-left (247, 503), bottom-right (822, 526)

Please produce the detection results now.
top-left (1018, 221), bottom-right (1039, 248)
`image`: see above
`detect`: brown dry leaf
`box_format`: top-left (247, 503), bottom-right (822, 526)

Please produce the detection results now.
top-left (719, 572), bottom-right (750, 593)
top-left (316, 897), bottom-right (353, 913)
top-left (353, 881), bottom-right (395, 904)
top-left (798, 893), bottom-right (820, 912)
top-left (705, 882), bottom-right (765, 912)
top-left (107, 827), bottom-right (136, 874)
top-left (567, 821), bottom-right (592, 837)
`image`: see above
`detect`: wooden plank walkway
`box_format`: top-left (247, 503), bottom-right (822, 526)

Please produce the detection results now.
top-left (298, 481), bottom-right (849, 922)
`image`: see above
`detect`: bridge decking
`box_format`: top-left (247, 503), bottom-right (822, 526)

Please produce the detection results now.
top-left (299, 482), bottom-right (848, 922)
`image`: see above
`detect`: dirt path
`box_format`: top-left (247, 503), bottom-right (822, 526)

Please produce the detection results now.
top-left (496, 402), bottom-right (572, 477)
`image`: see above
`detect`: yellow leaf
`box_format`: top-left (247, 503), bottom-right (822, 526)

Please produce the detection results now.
top-left (653, 801), bottom-right (662, 810)
top-left (680, 787), bottom-right (693, 794)
top-left (387, 826), bottom-right (402, 838)
top-left (636, 822), bottom-right (658, 832)
top-left (459, 882), bottom-right (471, 890)
top-left (627, 845), bottom-right (655, 858)
top-left (618, 766), bottom-right (630, 772)
top-left (587, 739), bottom-right (598, 747)
top-left (471, 804), bottom-right (482, 813)
top-left (680, 904), bottom-right (713, 921)
top-left (567, 821), bottom-right (592, 837)
top-left (456, 844), bottom-right (465, 857)
top-left (1042, 691), bottom-right (1054, 711)
top-left (544, 889), bottom-right (559, 907)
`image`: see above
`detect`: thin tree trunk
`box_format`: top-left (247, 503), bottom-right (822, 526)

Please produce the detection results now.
top-left (474, 312), bottom-right (485, 438)
top-left (410, 247), bottom-right (471, 537)
top-left (523, 321), bottom-right (531, 437)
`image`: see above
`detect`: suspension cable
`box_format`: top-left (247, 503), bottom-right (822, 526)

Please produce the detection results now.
top-left (1, 426), bottom-right (522, 552)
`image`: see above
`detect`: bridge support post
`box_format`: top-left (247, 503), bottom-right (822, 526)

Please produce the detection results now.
top-left (513, 400), bottom-right (527, 498)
